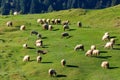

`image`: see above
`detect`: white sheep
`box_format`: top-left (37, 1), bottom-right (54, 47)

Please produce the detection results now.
top-left (6, 21), bottom-right (12, 27)
top-left (61, 59), bottom-right (66, 67)
top-left (90, 45), bottom-right (96, 50)
top-left (20, 25), bottom-right (25, 30)
top-left (104, 41), bottom-right (113, 49)
top-left (85, 50), bottom-right (93, 56)
top-left (23, 43), bottom-right (28, 48)
top-left (48, 69), bottom-right (57, 77)
top-left (110, 38), bottom-right (115, 45)
top-left (63, 24), bottom-right (69, 31)
top-left (37, 56), bottom-right (42, 63)
top-left (74, 44), bottom-right (84, 51)
top-left (101, 61), bottom-right (109, 69)
top-left (23, 55), bottom-right (30, 62)
top-left (102, 32), bottom-right (110, 41)
top-left (92, 49), bottom-right (100, 56)
top-left (48, 25), bottom-right (53, 31)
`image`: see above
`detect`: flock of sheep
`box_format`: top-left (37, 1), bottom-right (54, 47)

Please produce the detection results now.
top-left (5, 17), bottom-right (116, 77)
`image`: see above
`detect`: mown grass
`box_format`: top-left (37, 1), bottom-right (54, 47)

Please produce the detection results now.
top-left (0, 5), bottom-right (120, 80)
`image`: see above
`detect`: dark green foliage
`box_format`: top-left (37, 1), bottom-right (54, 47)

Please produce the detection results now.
top-left (0, 0), bottom-right (120, 15)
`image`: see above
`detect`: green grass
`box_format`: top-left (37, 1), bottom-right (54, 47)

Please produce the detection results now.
top-left (0, 5), bottom-right (120, 80)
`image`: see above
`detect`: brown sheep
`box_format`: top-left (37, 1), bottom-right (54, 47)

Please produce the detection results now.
top-left (36, 50), bottom-right (47, 55)
top-left (61, 32), bottom-right (69, 38)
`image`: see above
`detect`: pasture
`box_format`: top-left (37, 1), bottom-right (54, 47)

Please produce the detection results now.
top-left (0, 5), bottom-right (120, 80)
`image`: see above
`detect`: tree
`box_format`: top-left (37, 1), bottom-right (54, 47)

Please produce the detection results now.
top-left (48, 5), bottom-right (54, 12)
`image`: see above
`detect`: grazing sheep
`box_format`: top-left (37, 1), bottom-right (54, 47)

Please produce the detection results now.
top-left (63, 24), bottom-right (69, 31)
top-left (6, 21), bottom-right (12, 27)
top-left (110, 38), bottom-right (115, 45)
top-left (37, 56), bottom-right (42, 63)
top-left (74, 44), bottom-right (84, 51)
top-left (48, 69), bottom-right (57, 77)
top-left (51, 19), bottom-right (55, 24)
top-left (23, 43), bottom-right (28, 48)
top-left (48, 25), bottom-right (53, 31)
top-left (30, 30), bottom-right (38, 35)
top-left (42, 24), bottom-right (48, 30)
top-left (85, 50), bottom-right (93, 56)
top-left (77, 21), bottom-right (82, 27)
top-left (61, 59), bottom-right (66, 67)
top-left (46, 19), bottom-right (50, 24)
top-left (62, 20), bottom-right (69, 25)
top-left (23, 55), bottom-right (30, 62)
top-left (92, 49), bottom-right (100, 56)
top-left (37, 19), bottom-right (44, 24)
top-left (90, 45), bottom-right (96, 50)
top-left (37, 33), bottom-right (42, 39)
top-left (102, 33), bottom-right (110, 41)
top-left (56, 19), bottom-right (61, 24)
top-left (35, 39), bottom-right (43, 47)
top-left (104, 41), bottom-right (113, 49)
top-left (36, 50), bottom-right (47, 55)
top-left (61, 32), bottom-right (69, 38)
top-left (101, 61), bottom-right (109, 69)
top-left (20, 25), bottom-right (25, 30)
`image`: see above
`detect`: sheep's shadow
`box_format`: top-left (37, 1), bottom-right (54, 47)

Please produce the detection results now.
top-left (113, 48), bottom-right (120, 50)
top-left (109, 67), bottom-right (119, 69)
top-left (53, 28), bottom-right (59, 31)
top-left (41, 62), bottom-right (53, 64)
top-left (115, 44), bottom-right (120, 46)
top-left (95, 56), bottom-right (112, 59)
top-left (100, 50), bottom-right (108, 53)
top-left (42, 45), bottom-right (49, 48)
top-left (56, 74), bottom-right (67, 78)
top-left (66, 65), bottom-right (79, 68)
top-left (69, 29), bottom-right (76, 31)
top-left (30, 59), bottom-right (36, 62)
top-left (27, 47), bottom-right (35, 49)
top-left (110, 36), bottom-right (117, 38)
top-left (42, 37), bottom-right (47, 39)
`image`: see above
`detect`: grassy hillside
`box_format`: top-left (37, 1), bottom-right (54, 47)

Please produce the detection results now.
top-left (0, 5), bottom-right (120, 80)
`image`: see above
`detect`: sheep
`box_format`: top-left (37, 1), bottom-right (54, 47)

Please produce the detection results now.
top-left (36, 50), bottom-right (47, 55)
top-left (74, 44), bottom-right (84, 51)
top-left (42, 24), bottom-right (48, 30)
top-left (30, 30), bottom-right (38, 35)
top-left (23, 43), bottom-right (28, 48)
top-left (37, 19), bottom-right (44, 24)
top-left (102, 33), bottom-right (110, 41)
top-left (23, 55), bottom-right (30, 62)
top-left (6, 21), bottom-right (12, 27)
top-left (48, 25), bottom-right (53, 31)
top-left (51, 19), bottom-right (55, 24)
top-left (63, 24), bottom-right (69, 31)
top-left (37, 56), bottom-right (42, 63)
top-left (61, 59), bottom-right (66, 67)
top-left (90, 45), bottom-right (96, 50)
top-left (35, 39), bottom-right (43, 47)
top-left (110, 38), bottom-right (115, 45)
top-left (62, 20), bottom-right (69, 25)
top-left (61, 32), bottom-right (69, 38)
top-left (48, 69), bottom-right (57, 77)
top-left (77, 21), bottom-right (82, 27)
top-left (37, 33), bottom-right (42, 39)
top-left (101, 61), bottom-right (109, 69)
top-left (13, 11), bottom-right (18, 15)
top-left (85, 50), bottom-right (93, 56)
top-left (55, 19), bottom-right (61, 24)
top-left (92, 49), bottom-right (100, 56)
top-left (20, 25), bottom-right (25, 30)
top-left (46, 19), bottom-right (50, 24)
top-left (104, 41), bottom-right (113, 49)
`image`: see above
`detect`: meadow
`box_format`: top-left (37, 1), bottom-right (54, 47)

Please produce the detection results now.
top-left (0, 5), bottom-right (120, 80)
